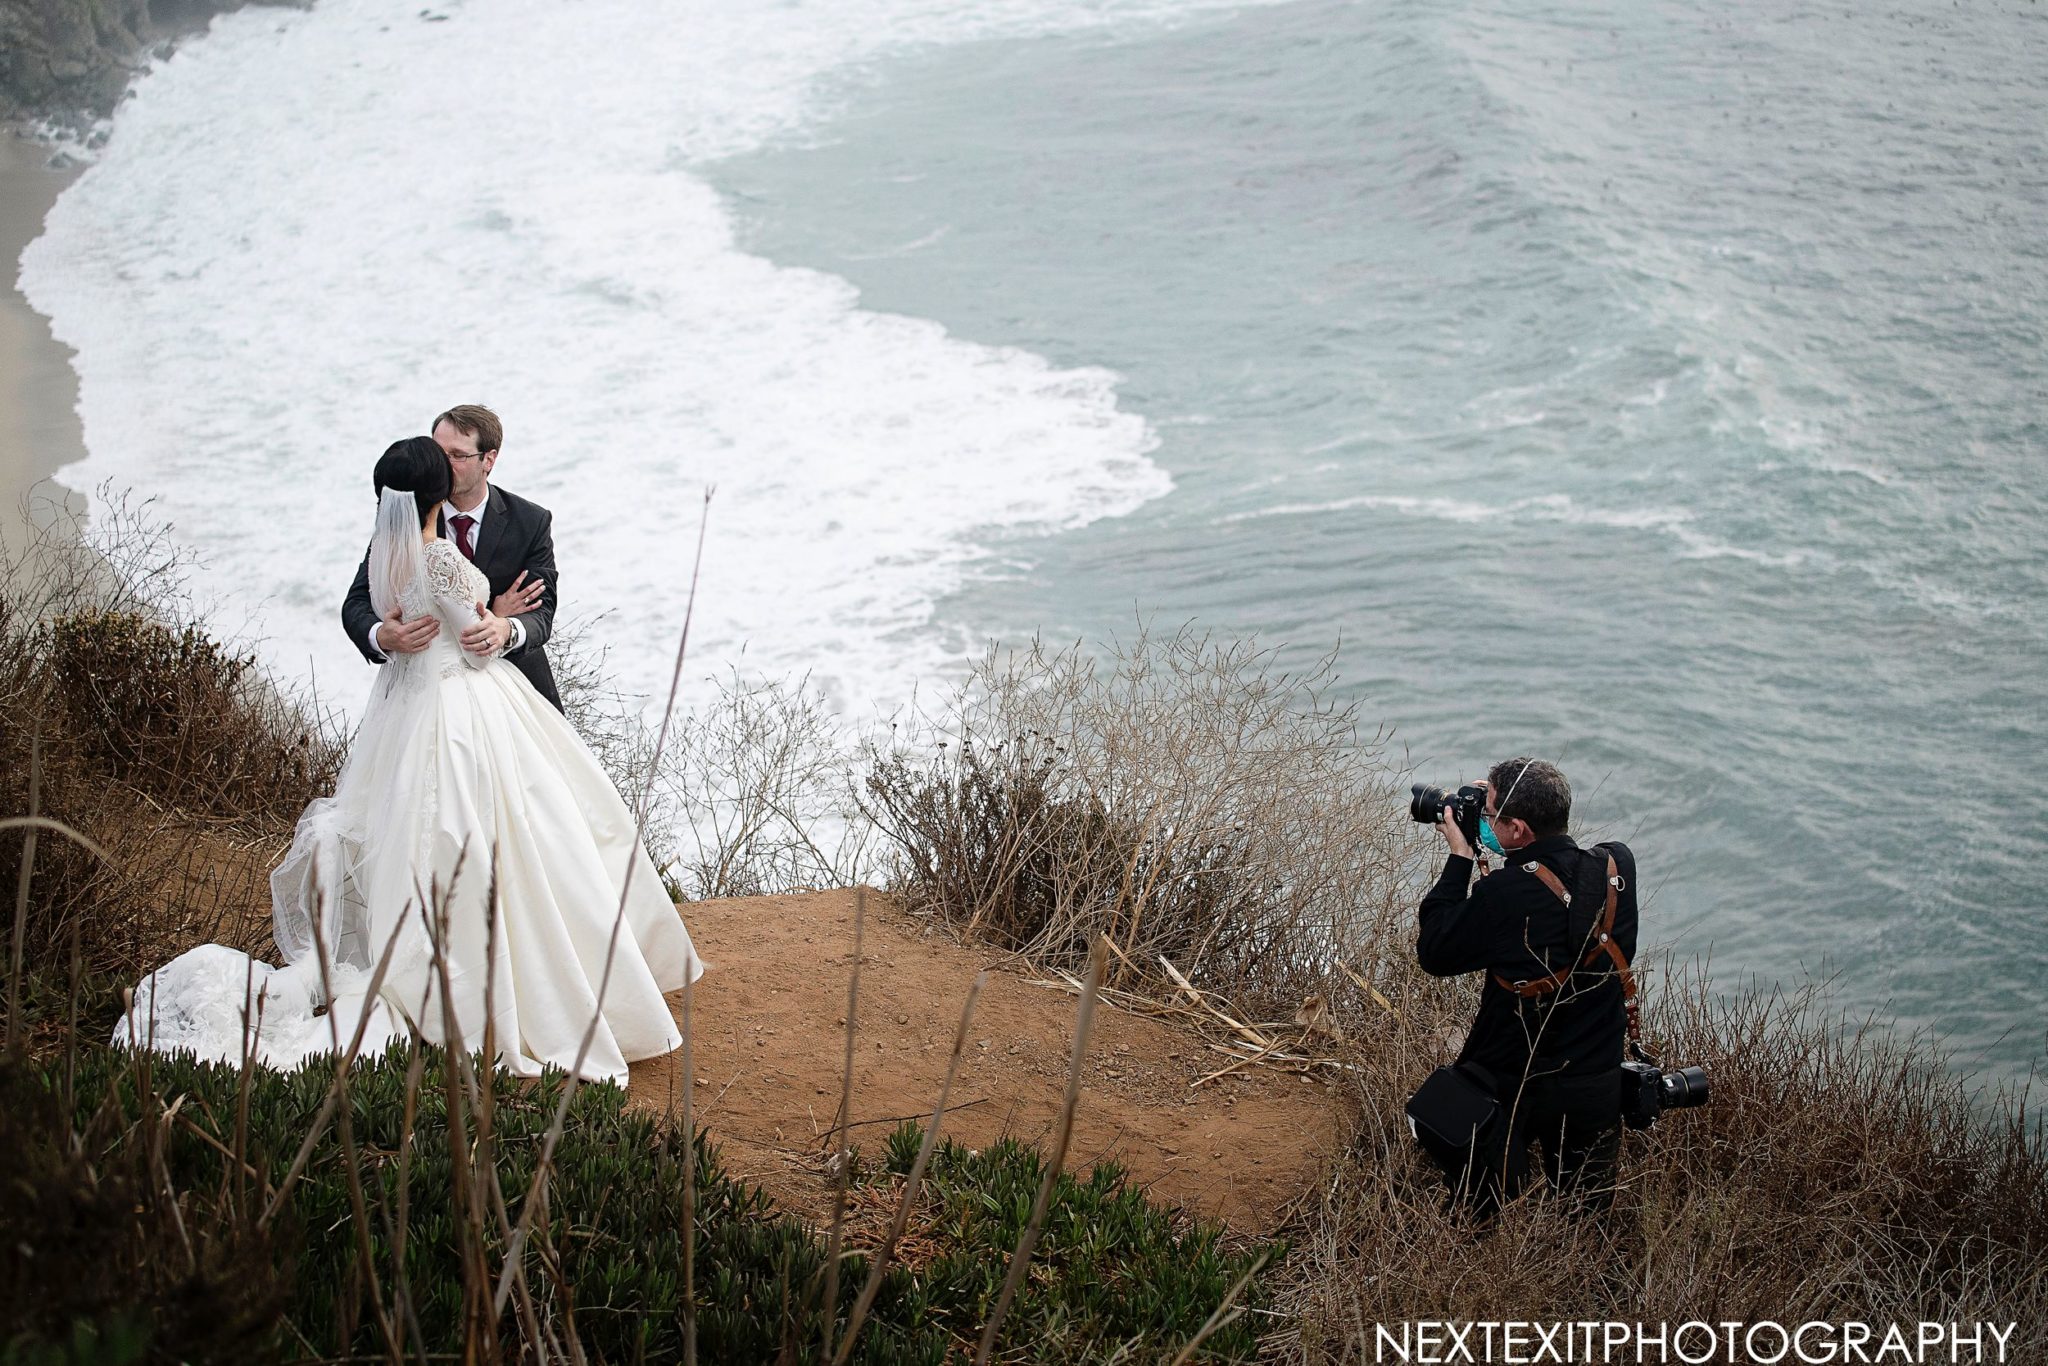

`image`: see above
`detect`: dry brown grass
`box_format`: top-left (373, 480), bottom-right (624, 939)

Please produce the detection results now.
top-left (1274, 956), bottom-right (2047, 1360)
top-left (3, 494), bottom-right (1274, 1363)
top-left (0, 1046), bottom-right (292, 1363)
top-left (858, 624), bottom-right (1422, 1013)
top-left (850, 622), bottom-right (2048, 1357)
top-left (7, 491), bottom-right (2043, 1357)
top-left (0, 493), bottom-right (343, 1040)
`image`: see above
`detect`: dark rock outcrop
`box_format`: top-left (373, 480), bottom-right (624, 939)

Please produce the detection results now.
top-left (0, 0), bottom-right (304, 126)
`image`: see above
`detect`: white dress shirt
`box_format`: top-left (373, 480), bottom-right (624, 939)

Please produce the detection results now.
top-left (364, 488), bottom-right (527, 658)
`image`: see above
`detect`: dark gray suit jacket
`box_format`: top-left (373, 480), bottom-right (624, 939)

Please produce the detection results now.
top-left (341, 484), bottom-right (562, 711)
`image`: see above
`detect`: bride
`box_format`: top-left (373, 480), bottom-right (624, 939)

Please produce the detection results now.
top-left (117, 436), bottom-right (702, 1083)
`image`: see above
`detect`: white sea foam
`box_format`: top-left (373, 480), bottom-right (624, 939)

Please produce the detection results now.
top-left (1622, 378), bottom-right (1670, 408)
top-left (1219, 490), bottom-right (1821, 568)
top-left (19, 115), bottom-right (113, 163)
top-left (19, 0), bottom-right (1272, 718)
top-left (1814, 458), bottom-right (1899, 488)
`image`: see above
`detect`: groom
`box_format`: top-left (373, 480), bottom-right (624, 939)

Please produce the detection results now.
top-left (341, 404), bottom-right (564, 711)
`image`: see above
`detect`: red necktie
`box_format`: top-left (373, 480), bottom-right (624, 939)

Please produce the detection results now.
top-left (450, 514), bottom-right (476, 561)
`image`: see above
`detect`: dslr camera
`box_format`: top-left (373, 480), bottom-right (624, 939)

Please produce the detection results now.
top-left (1410, 782), bottom-right (1486, 848)
top-left (1620, 1049), bottom-right (1710, 1130)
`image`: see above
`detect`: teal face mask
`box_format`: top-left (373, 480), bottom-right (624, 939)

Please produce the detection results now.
top-left (1479, 817), bottom-right (1505, 856)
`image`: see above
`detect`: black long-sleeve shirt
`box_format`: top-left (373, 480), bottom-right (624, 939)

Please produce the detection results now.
top-left (1417, 833), bottom-right (1638, 1086)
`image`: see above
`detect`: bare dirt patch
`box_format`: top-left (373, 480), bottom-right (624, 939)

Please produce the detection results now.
top-left (626, 888), bottom-right (1353, 1233)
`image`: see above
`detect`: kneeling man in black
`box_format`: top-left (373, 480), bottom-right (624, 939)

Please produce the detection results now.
top-left (1414, 757), bottom-right (1637, 1217)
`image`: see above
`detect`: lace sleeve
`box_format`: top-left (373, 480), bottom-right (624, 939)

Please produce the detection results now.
top-left (423, 541), bottom-right (492, 670)
top-left (425, 540), bottom-right (482, 611)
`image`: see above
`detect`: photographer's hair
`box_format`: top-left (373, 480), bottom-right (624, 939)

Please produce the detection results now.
top-left (373, 436), bottom-right (453, 529)
top-left (1489, 756), bottom-right (1570, 836)
top-left (433, 403), bottom-right (502, 456)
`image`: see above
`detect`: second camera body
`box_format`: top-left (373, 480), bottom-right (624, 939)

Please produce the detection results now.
top-left (1621, 1056), bottom-right (1711, 1130)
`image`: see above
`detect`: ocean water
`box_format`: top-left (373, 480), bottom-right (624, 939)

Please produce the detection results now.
top-left (20, 0), bottom-right (1273, 712)
top-left (20, 0), bottom-right (2048, 1084)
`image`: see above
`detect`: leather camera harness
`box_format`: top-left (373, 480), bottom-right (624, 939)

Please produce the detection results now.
top-left (1494, 854), bottom-right (1642, 1047)
top-left (1404, 851), bottom-right (1646, 1153)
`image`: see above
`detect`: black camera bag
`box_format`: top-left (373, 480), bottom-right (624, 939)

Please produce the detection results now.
top-left (1405, 1060), bottom-right (1501, 1152)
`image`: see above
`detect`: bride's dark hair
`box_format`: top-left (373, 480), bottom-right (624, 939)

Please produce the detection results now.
top-left (373, 436), bottom-right (452, 529)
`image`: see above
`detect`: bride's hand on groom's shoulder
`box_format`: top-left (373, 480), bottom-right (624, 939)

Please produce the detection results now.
top-left (491, 571), bottom-right (545, 622)
top-left (461, 606), bottom-right (513, 657)
top-left (378, 607), bottom-right (439, 655)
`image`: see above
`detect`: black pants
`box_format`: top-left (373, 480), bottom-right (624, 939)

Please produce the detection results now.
top-left (1424, 1066), bottom-right (1623, 1219)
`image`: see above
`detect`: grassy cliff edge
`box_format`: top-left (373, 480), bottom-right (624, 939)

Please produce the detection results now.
top-left (2, 502), bottom-right (2042, 1361)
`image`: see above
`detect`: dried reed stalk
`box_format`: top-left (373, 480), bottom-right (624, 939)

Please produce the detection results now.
top-left (257, 912), bottom-right (409, 1228)
top-left (232, 951), bottom-right (259, 1217)
top-left (392, 1038), bottom-right (429, 1362)
top-left (6, 721), bottom-right (41, 1054)
top-left (680, 964), bottom-right (698, 1366)
top-left (1167, 1250), bottom-right (1270, 1366)
top-left (310, 877), bottom-right (402, 1360)
top-left (819, 885), bottom-right (867, 1362)
top-left (495, 488), bottom-right (712, 1318)
top-left (973, 935), bottom-right (1109, 1366)
top-left (830, 969), bottom-right (989, 1366)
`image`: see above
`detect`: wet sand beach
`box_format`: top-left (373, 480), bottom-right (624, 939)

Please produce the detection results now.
top-left (1, 133), bottom-right (85, 552)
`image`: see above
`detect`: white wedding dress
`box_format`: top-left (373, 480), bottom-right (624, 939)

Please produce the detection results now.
top-left (116, 519), bottom-right (701, 1085)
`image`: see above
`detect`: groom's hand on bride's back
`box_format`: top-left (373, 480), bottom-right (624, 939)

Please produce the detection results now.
top-left (377, 607), bottom-right (440, 655)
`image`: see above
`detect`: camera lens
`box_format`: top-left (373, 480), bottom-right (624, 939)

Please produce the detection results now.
top-left (1659, 1065), bottom-right (1710, 1110)
top-left (1409, 783), bottom-right (1447, 824)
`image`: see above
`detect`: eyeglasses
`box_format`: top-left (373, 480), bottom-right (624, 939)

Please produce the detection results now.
top-left (445, 449), bottom-right (488, 464)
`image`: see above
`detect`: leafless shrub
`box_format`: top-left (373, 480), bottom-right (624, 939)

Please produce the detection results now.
top-left (4, 488), bottom-right (1279, 1360)
top-left (10, 485), bottom-right (2039, 1354)
top-left (546, 609), bottom-right (644, 773)
top-left (1276, 954), bottom-right (2048, 1360)
top-left (0, 489), bottom-right (344, 1036)
top-left (660, 668), bottom-right (875, 900)
top-left (551, 626), bottom-right (873, 901)
top-left (858, 623), bottom-right (1425, 1012)
top-left (855, 622), bottom-right (2046, 1349)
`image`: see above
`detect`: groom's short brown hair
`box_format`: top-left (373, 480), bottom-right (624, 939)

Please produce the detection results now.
top-left (433, 404), bottom-right (502, 455)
